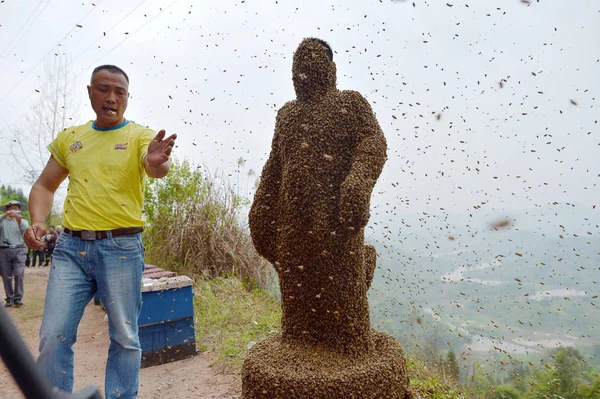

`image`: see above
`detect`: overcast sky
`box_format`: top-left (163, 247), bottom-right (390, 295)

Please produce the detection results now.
top-left (0, 0), bottom-right (598, 223)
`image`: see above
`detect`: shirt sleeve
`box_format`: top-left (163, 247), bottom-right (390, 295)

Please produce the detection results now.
top-left (47, 129), bottom-right (68, 168)
top-left (19, 218), bottom-right (29, 233)
top-left (139, 127), bottom-right (156, 173)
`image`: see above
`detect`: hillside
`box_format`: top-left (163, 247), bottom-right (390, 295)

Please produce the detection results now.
top-left (365, 203), bottom-right (600, 395)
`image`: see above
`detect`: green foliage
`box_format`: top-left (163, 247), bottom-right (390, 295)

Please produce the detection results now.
top-left (407, 356), bottom-right (467, 399)
top-left (552, 347), bottom-right (584, 398)
top-left (193, 277), bottom-right (281, 369)
top-left (509, 362), bottom-right (530, 392)
top-left (0, 184), bottom-right (64, 226)
top-left (410, 377), bottom-right (464, 399)
top-left (0, 185), bottom-right (27, 203)
top-left (143, 159), bottom-right (204, 227)
top-left (464, 347), bottom-right (600, 399)
top-left (578, 378), bottom-right (600, 398)
top-left (445, 350), bottom-right (461, 382)
top-left (0, 184), bottom-right (30, 221)
top-left (143, 159), bottom-right (273, 288)
top-left (523, 366), bottom-right (565, 399)
top-left (488, 385), bottom-right (521, 399)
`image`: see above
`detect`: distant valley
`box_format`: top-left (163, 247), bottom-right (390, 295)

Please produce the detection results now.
top-left (366, 202), bottom-right (600, 366)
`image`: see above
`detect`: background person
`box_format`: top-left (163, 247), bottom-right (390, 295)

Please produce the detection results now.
top-left (0, 200), bottom-right (29, 307)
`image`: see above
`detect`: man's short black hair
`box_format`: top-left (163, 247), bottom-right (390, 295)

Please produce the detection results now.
top-left (308, 38), bottom-right (333, 61)
top-left (92, 64), bottom-right (129, 83)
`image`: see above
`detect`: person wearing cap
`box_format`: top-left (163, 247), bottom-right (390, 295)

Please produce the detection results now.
top-left (24, 64), bottom-right (176, 399)
top-left (0, 200), bottom-right (29, 307)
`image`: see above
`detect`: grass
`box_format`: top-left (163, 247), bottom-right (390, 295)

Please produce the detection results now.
top-left (192, 276), bottom-right (469, 398)
top-left (407, 356), bottom-right (468, 399)
top-left (193, 277), bottom-right (281, 370)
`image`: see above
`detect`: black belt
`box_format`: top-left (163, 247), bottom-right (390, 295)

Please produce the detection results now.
top-left (0, 245), bottom-right (25, 249)
top-left (64, 227), bottom-right (144, 241)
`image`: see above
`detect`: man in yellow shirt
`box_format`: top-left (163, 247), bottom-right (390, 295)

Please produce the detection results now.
top-left (25, 65), bottom-right (176, 399)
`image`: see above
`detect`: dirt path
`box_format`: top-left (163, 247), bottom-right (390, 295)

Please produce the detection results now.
top-left (0, 267), bottom-right (241, 399)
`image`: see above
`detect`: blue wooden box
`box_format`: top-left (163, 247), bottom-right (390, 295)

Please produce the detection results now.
top-left (138, 276), bottom-right (198, 368)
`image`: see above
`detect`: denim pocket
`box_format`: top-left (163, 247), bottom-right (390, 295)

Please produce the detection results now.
top-left (109, 234), bottom-right (141, 252)
top-left (140, 235), bottom-right (146, 257)
top-left (54, 233), bottom-right (69, 249)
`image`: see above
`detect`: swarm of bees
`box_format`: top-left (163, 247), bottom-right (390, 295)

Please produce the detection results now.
top-left (243, 38), bottom-right (410, 399)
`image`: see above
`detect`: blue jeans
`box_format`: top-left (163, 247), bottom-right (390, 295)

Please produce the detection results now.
top-left (37, 231), bottom-right (145, 399)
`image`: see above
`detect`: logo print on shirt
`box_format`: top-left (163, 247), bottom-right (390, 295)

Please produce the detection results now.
top-left (70, 141), bottom-right (83, 153)
top-left (114, 143), bottom-right (128, 151)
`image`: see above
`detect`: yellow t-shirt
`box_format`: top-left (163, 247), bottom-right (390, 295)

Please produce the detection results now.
top-left (48, 120), bottom-right (156, 231)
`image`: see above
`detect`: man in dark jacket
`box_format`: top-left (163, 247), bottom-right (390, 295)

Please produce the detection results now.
top-left (43, 226), bottom-right (58, 266)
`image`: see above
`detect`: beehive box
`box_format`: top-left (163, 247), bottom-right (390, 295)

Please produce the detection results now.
top-left (139, 275), bottom-right (197, 368)
top-left (93, 264), bottom-right (177, 307)
top-left (143, 264), bottom-right (177, 279)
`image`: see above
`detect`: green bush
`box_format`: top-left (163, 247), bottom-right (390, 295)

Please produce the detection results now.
top-left (407, 356), bottom-right (467, 398)
top-left (489, 385), bottom-right (521, 399)
top-left (143, 159), bottom-right (273, 288)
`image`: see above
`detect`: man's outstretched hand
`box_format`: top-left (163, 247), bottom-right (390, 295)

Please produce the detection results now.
top-left (147, 130), bottom-right (177, 167)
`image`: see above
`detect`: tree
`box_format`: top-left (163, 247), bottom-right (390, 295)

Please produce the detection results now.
top-left (578, 378), bottom-right (600, 399)
top-left (0, 184), bottom-right (30, 222)
top-left (445, 350), bottom-right (460, 382)
top-left (422, 321), bottom-right (444, 367)
top-left (521, 347), bottom-right (587, 399)
top-left (509, 361), bottom-right (530, 392)
top-left (523, 366), bottom-right (564, 399)
top-left (3, 53), bottom-right (78, 184)
top-left (0, 184), bottom-right (62, 225)
top-left (552, 347), bottom-right (584, 399)
top-left (0, 185), bottom-right (27, 204)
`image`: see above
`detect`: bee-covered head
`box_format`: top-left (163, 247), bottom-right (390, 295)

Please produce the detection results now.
top-left (292, 38), bottom-right (337, 101)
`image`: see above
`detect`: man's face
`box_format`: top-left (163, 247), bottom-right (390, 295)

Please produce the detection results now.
top-left (87, 69), bottom-right (129, 128)
top-left (6, 205), bottom-right (20, 215)
top-left (49, 227), bottom-right (55, 233)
